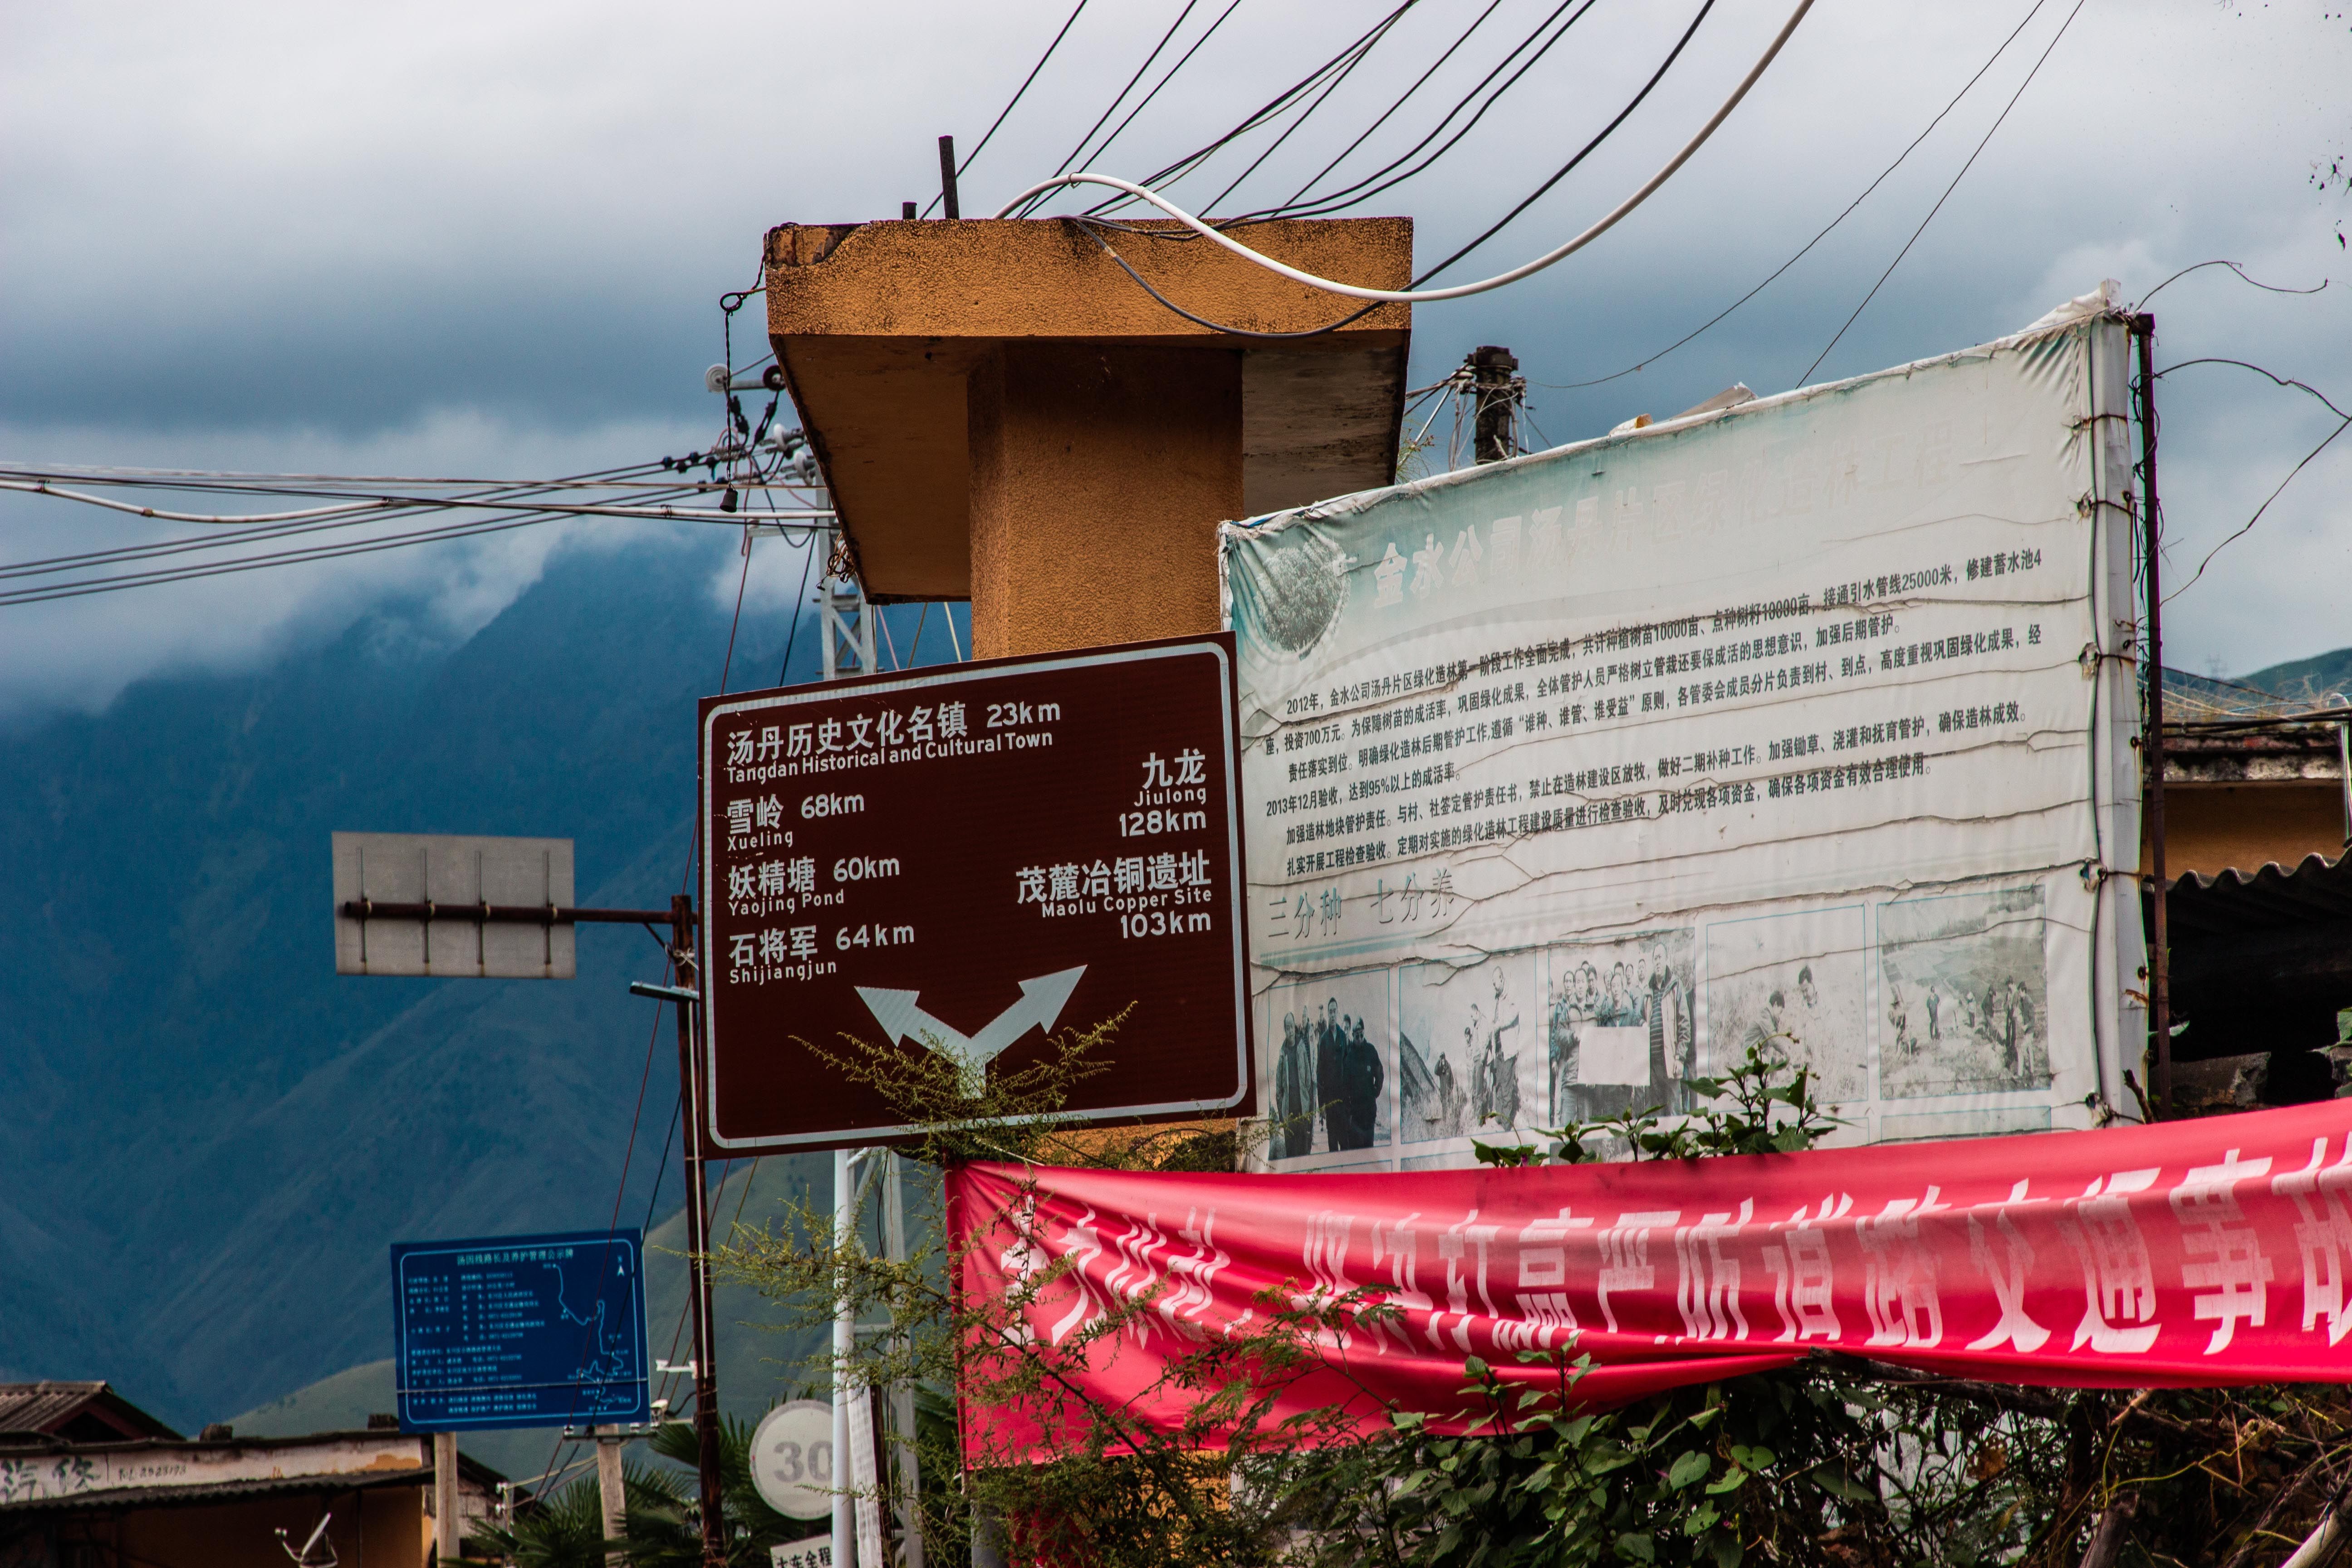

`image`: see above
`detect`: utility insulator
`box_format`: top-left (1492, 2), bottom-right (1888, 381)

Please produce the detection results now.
top-left (1470, 345), bottom-right (1523, 465)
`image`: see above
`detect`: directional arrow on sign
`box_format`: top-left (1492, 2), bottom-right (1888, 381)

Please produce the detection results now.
top-left (855, 967), bottom-right (1087, 1095)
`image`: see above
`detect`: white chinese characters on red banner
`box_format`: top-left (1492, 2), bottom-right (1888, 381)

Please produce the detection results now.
top-left (948, 1101), bottom-right (2352, 1458)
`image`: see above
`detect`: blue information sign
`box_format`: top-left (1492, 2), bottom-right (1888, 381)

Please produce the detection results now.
top-left (391, 1227), bottom-right (650, 1432)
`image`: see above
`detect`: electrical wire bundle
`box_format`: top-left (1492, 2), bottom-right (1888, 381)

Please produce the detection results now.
top-left (962, 0), bottom-right (1815, 325)
top-left (0, 418), bottom-right (831, 608)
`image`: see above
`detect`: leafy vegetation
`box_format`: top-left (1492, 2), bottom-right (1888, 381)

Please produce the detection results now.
top-left (491, 1016), bottom-right (2352, 1568)
top-left (1471, 1039), bottom-right (1840, 1166)
top-left (472, 1414), bottom-right (810, 1566)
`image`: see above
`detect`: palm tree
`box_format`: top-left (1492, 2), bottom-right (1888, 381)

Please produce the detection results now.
top-left (472, 1416), bottom-right (818, 1567)
top-left (619, 1415), bottom-right (814, 1565)
top-left (470, 1470), bottom-right (615, 1566)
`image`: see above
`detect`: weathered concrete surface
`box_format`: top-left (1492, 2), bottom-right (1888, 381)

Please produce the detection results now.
top-left (967, 342), bottom-right (1243, 656)
top-left (764, 216), bottom-right (1411, 652)
top-left (2149, 727), bottom-right (2349, 878)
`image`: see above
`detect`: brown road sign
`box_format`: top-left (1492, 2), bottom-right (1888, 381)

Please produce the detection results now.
top-left (698, 634), bottom-right (1252, 1151)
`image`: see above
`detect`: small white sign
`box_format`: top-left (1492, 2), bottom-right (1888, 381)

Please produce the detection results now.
top-left (1577, 1025), bottom-right (1652, 1087)
top-left (771, 1533), bottom-right (834, 1568)
top-left (750, 1400), bottom-right (835, 1521)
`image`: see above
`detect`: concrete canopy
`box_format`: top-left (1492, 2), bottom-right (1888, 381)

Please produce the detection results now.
top-left (763, 216), bottom-right (1411, 649)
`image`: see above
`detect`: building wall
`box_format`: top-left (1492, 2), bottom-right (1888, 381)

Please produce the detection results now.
top-left (2147, 782), bottom-right (2348, 879)
top-left (966, 341), bottom-right (1243, 658)
top-left (32, 1485), bottom-right (428, 1568)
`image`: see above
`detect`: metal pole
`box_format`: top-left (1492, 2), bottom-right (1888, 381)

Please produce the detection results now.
top-left (673, 892), bottom-right (727, 1566)
top-left (2332, 697), bottom-right (2350, 851)
top-left (884, 1152), bottom-right (925, 1568)
top-left (938, 135), bottom-right (960, 220)
top-left (2132, 315), bottom-right (2171, 1118)
top-left (832, 1147), bottom-right (856, 1562)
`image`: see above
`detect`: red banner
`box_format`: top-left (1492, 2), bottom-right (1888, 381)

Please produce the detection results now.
top-left (949, 1101), bottom-right (2352, 1460)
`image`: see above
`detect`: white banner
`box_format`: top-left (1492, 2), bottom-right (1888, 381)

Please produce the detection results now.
top-left (1222, 303), bottom-right (2146, 1171)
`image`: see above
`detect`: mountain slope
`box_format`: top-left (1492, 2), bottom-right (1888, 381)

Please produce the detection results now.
top-left (2241, 644), bottom-right (2352, 702)
top-left (230, 1153), bottom-right (836, 1484)
top-left (0, 533), bottom-right (872, 1426)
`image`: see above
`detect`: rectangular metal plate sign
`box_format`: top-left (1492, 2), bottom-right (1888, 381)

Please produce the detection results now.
top-left (390, 1227), bottom-right (648, 1432)
top-left (698, 634), bottom-right (1251, 1151)
top-left (333, 831), bottom-right (576, 978)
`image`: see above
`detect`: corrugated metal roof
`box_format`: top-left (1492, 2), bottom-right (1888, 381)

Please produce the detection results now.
top-left (2170, 851), bottom-right (2352, 938)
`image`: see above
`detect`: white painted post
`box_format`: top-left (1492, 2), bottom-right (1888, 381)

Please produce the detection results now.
top-left (594, 1425), bottom-right (627, 1563)
top-left (432, 1431), bottom-right (459, 1560)
top-left (833, 1146), bottom-right (856, 1565)
top-left (884, 1152), bottom-right (925, 1568)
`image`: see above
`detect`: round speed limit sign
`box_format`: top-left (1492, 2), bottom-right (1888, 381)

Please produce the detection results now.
top-left (751, 1400), bottom-right (836, 1519)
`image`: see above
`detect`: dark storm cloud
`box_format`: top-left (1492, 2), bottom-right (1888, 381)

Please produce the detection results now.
top-left (1, 278), bottom-right (720, 431)
top-left (1, 0), bottom-right (2346, 706)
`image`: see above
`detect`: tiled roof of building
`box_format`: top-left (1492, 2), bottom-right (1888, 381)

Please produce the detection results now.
top-left (0, 1382), bottom-right (181, 1443)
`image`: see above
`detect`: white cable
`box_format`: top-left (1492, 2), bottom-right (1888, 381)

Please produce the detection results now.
top-left (2, 467), bottom-right (823, 500)
top-left (5, 466), bottom-right (661, 489)
top-left (0, 480), bottom-right (405, 525)
top-left (0, 480), bottom-right (833, 527)
top-left (992, 0), bottom-right (1813, 302)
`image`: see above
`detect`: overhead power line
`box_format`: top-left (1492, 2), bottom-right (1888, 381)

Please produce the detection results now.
top-left (0, 500), bottom-right (681, 608)
top-left (1409, 0), bottom-right (1715, 285)
top-left (1797, 0), bottom-right (2083, 384)
top-left (0, 478), bottom-right (832, 528)
top-left (1191, 2), bottom-right (1417, 216)
top-left (1258, 0), bottom-right (1513, 219)
top-left (1014, 0), bottom-right (1210, 218)
top-left (1233, 0), bottom-right (1604, 224)
top-left (2133, 259), bottom-right (2329, 312)
top-left (1535, 0), bottom-right (2053, 394)
top-left (2149, 356), bottom-right (2352, 606)
top-left (0, 460), bottom-right (663, 489)
top-left (1, 510), bottom-right (562, 607)
top-left (0, 454), bottom-right (834, 606)
top-left (0, 460), bottom-right (655, 581)
top-left (924, 0), bottom-right (1096, 216)
top-left (1075, 0), bottom-right (1246, 191)
top-left (1005, 0), bottom-right (1814, 311)
top-left (1080, 3), bottom-right (1417, 217)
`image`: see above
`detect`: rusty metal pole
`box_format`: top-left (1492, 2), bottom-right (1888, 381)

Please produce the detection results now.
top-left (672, 892), bottom-right (727, 1564)
top-left (1470, 345), bottom-right (1519, 464)
top-left (2132, 314), bottom-right (2171, 1119)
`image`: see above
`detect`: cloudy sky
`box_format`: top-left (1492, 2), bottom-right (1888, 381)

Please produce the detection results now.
top-left (4, 0), bottom-right (2346, 718)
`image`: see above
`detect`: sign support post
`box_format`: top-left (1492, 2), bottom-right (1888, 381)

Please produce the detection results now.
top-left (882, 1151), bottom-right (924, 1568)
top-left (433, 1431), bottom-right (459, 1560)
top-left (594, 1425), bottom-right (626, 1563)
top-left (668, 892), bottom-right (728, 1568)
top-left (831, 1146), bottom-right (855, 1564)
top-left (2132, 313), bottom-right (2172, 1118)
top-left (701, 634), bottom-right (1249, 1565)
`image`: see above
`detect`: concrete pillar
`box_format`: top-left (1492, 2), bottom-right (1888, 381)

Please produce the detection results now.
top-left (965, 343), bottom-right (1242, 659)
top-left (763, 216), bottom-right (1411, 636)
